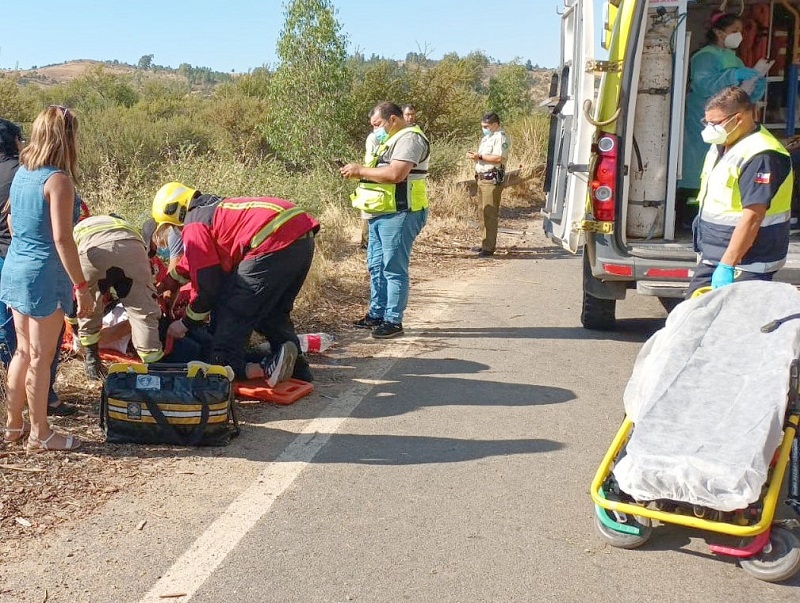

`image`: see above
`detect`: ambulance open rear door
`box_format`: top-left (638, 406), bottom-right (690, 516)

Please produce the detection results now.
top-left (542, 0), bottom-right (596, 254)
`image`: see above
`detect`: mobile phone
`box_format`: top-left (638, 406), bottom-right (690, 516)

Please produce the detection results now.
top-left (334, 159), bottom-right (346, 168)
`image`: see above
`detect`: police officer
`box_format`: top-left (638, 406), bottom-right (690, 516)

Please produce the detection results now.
top-left (467, 112), bottom-right (510, 257)
top-left (687, 86), bottom-right (792, 295)
top-left (151, 182), bottom-right (319, 385)
top-left (73, 215), bottom-right (164, 378)
top-left (341, 101), bottom-right (430, 339)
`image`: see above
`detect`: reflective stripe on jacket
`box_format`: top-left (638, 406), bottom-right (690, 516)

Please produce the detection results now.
top-left (73, 215), bottom-right (144, 254)
top-left (696, 126), bottom-right (792, 272)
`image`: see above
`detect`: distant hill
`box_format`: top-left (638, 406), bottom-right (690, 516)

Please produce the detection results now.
top-left (6, 59), bottom-right (554, 106)
top-left (6, 59), bottom-right (230, 90)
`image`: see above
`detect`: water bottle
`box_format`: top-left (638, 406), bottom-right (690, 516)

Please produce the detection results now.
top-left (297, 333), bottom-right (335, 354)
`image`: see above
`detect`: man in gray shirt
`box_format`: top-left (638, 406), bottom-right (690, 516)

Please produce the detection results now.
top-left (341, 102), bottom-right (430, 339)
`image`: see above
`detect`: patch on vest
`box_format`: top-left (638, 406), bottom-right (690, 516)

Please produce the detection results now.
top-left (755, 172), bottom-right (772, 184)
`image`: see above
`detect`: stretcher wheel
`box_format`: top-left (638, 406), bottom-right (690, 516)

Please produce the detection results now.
top-left (593, 508), bottom-right (652, 549)
top-left (739, 526), bottom-right (800, 583)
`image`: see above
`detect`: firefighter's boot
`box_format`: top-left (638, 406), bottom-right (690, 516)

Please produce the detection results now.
top-left (84, 343), bottom-right (103, 381)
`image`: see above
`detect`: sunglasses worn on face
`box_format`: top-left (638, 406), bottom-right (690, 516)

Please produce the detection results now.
top-left (701, 113), bottom-right (737, 127)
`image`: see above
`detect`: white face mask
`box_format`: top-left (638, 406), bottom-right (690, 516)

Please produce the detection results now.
top-left (701, 123), bottom-right (729, 144)
top-left (724, 31), bottom-right (743, 49)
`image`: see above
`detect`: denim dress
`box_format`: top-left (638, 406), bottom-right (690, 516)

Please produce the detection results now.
top-left (0, 166), bottom-right (76, 317)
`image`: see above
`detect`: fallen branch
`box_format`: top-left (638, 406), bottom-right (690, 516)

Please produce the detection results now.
top-left (0, 465), bottom-right (46, 473)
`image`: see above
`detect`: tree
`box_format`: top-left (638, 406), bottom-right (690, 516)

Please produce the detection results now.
top-left (266, 0), bottom-right (350, 165)
top-left (138, 54), bottom-right (154, 70)
top-left (525, 59), bottom-right (534, 71)
top-left (487, 63), bottom-right (534, 121)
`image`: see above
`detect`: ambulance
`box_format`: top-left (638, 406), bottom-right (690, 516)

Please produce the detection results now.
top-left (543, 0), bottom-right (800, 330)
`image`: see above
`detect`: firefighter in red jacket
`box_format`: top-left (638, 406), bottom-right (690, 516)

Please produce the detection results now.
top-left (149, 182), bottom-right (319, 386)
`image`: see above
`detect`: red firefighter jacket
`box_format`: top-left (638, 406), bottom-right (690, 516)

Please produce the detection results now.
top-left (169, 195), bottom-right (319, 325)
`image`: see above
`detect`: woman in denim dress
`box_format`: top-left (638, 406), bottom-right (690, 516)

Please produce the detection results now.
top-left (1, 106), bottom-right (95, 451)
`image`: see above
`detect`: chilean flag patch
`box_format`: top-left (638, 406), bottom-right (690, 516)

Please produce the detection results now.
top-left (755, 172), bottom-right (772, 184)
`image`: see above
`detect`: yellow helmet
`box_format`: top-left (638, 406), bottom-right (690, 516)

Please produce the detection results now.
top-left (152, 181), bottom-right (196, 225)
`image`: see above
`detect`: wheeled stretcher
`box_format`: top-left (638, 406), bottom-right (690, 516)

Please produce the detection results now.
top-left (591, 281), bottom-right (800, 582)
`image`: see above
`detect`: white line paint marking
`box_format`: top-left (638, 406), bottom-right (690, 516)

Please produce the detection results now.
top-left (138, 350), bottom-right (410, 603)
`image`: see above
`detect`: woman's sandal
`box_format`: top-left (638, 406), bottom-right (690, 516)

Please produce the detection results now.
top-left (26, 431), bottom-right (82, 452)
top-left (3, 422), bottom-right (31, 444)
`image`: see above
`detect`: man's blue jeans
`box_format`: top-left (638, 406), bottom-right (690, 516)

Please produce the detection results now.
top-left (366, 209), bottom-right (427, 325)
top-left (0, 255), bottom-right (61, 404)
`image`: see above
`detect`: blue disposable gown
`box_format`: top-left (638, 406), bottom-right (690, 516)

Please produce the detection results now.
top-left (679, 45), bottom-right (765, 190)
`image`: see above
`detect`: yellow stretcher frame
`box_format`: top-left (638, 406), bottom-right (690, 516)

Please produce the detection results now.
top-left (590, 414), bottom-right (800, 538)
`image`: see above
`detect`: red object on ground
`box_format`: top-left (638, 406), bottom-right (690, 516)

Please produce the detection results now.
top-left (233, 378), bottom-right (314, 405)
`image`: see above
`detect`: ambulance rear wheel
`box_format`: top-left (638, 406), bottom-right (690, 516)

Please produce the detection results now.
top-left (581, 290), bottom-right (616, 331)
top-left (740, 526), bottom-right (800, 583)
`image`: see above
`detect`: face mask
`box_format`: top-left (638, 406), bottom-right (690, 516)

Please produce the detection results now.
top-left (701, 124), bottom-right (729, 145)
top-left (482, 127), bottom-right (492, 136)
top-left (374, 127), bottom-right (388, 144)
top-left (724, 31), bottom-right (743, 49)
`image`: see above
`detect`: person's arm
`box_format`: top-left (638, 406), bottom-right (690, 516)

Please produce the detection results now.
top-left (691, 50), bottom-right (743, 96)
top-left (719, 205), bottom-right (768, 266)
top-left (341, 159), bottom-right (414, 183)
top-left (46, 172), bottom-right (94, 318)
top-left (467, 151), bottom-right (503, 165)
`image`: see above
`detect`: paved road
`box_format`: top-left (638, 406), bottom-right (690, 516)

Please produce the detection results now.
top-left (4, 229), bottom-right (800, 602)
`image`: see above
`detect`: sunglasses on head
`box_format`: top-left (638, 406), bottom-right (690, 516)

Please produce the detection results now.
top-left (49, 105), bottom-right (74, 128)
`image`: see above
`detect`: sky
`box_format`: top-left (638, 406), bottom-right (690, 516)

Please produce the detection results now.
top-left (0, 0), bottom-right (565, 73)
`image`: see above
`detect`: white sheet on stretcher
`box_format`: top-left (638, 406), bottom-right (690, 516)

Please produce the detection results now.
top-left (613, 281), bottom-right (800, 512)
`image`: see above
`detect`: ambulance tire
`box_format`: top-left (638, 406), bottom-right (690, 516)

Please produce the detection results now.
top-left (581, 289), bottom-right (617, 331)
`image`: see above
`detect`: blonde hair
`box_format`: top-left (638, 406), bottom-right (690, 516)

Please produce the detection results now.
top-left (19, 105), bottom-right (79, 183)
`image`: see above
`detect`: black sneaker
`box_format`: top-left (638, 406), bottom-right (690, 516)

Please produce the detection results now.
top-left (353, 314), bottom-right (383, 329)
top-left (477, 249), bottom-right (494, 257)
top-left (292, 354), bottom-right (314, 383)
top-left (261, 341), bottom-right (298, 387)
top-left (372, 322), bottom-right (404, 339)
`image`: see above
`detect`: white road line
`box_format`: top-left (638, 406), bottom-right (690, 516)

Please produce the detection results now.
top-left (137, 352), bottom-right (407, 603)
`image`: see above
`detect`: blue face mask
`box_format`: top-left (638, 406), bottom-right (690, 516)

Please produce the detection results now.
top-left (482, 127), bottom-right (492, 136)
top-left (374, 127), bottom-right (388, 144)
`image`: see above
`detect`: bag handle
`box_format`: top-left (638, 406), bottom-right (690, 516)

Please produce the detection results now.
top-left (141, 392), bottom-right (210, 447)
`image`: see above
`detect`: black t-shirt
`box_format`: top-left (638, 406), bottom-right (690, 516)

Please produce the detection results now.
top-left (0, 155), bottom-right (19, 259)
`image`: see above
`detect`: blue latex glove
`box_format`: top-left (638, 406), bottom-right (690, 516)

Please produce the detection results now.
top-left (751, 76), bottom-right (766, 102)
top-left (733, 67), bottom-right (760, 83)
top-left (711, 263), bottom-right (735, 289)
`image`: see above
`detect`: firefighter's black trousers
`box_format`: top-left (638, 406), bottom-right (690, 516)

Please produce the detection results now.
top-left (209, 234), bottom-right (315, 379)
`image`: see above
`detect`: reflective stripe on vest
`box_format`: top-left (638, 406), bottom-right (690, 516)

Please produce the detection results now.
top-left (74, 216), bottom-right (144, 247)
top-left (351, 125), bottom-right (430, 213)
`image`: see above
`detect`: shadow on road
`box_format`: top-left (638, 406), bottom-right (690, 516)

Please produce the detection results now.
top-left (310, 433), bottom-right (563, 465)
top-left (416, 320), bottom-right (665, 343)
top-left (351, 358), bottom-right (573, 420)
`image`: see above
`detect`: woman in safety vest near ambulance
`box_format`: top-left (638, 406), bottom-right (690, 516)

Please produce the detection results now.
top-left (150, 182), bottom-right (319, 386)
top-left (687, 86), bottom-right (792, 295)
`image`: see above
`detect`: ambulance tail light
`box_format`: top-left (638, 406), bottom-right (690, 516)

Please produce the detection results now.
top-left (590, 134), bottom-right (618, 223)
